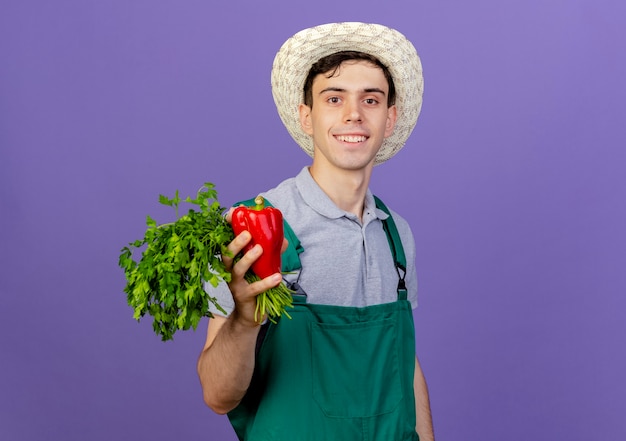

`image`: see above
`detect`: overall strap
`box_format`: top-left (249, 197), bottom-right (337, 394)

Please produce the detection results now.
top-left (234, 198), bottom-right (304, 273)
top-left (373, 196), bottom-right (408, 301)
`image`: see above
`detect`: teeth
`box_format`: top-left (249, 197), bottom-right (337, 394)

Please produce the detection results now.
top-left (336, 135), bottom-right (367, 143)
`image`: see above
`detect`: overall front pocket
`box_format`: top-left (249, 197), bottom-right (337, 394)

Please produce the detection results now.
top-left (311, 318), bottom-right (403, 418)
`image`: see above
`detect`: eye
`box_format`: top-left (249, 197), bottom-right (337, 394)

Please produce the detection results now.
top-left (327, 96), bottom-right (341, 104)
top-left (364, 98), bottom-right (379, 105)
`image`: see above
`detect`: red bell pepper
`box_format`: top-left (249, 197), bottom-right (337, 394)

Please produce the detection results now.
top-left (231, 196), bottom-right (284, 279)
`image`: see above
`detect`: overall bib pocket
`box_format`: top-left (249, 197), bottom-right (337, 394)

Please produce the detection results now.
top-left (311, 317), bottom-right (403, 418)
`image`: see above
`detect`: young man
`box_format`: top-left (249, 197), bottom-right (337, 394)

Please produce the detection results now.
top-left (197, 22), bottom-right (434, 441)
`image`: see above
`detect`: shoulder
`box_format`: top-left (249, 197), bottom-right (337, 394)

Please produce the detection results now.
top-left (262, 176), bottom-right (299, 204)
top-left (259, 168), bottom-right (311, 218)
top-left (374, 198), bottom-right (415, 246)
top-left (387, 207), bottom-right (414, 238)
top-left (233, 172), bottom-right (300, 211)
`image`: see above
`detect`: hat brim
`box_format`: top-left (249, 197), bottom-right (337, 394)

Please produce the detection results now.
top-left (271, 22), bottom-right (424, 165)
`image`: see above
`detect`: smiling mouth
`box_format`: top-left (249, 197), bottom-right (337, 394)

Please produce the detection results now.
top-left (335, 135), bottom-right (368, 143)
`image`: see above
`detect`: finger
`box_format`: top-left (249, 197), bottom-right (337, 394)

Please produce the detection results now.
top-left (231, 243), bottom-right (263, 278)
top-left (247, 272), bottom-right (283, 295)
top-left (224, 206), bottom-right (237, 223)
top-left (280, 238), bottom-right (289, 254)
top-left (222, 230), bottom-right (251, 268)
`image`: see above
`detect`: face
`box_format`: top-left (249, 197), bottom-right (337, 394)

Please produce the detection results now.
top-left (299, 60), bottom-right (397, 173)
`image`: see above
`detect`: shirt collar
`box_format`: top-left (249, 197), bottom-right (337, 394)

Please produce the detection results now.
top-left (294, 167), bottom-right (389, 224)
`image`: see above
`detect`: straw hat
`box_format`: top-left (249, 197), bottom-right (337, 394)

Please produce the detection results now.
top-left (271, 22), bottom-right (423, 165)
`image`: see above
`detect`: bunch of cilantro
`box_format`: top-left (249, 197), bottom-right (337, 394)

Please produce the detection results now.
top-left (119, 183), bottom-right (235, 341)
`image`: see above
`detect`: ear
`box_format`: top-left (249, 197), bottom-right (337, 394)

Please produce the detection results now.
top-left (384, 105), bottom-right (398, 138)
top-left (299, 103), bottom-right (313, 135)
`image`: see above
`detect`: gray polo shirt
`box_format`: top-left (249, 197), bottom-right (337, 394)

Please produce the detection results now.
top-left (207, 167), bottom-right (418, 316)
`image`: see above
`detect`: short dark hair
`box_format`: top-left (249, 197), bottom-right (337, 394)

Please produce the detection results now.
top-left (302, 51), bottom-right (396, 108)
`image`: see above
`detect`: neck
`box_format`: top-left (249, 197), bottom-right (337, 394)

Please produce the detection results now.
top-left (308, 164), bottom-right (373, 219)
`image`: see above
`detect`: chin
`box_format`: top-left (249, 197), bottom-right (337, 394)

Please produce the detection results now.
top-left (335, 158), bottom-right (376, 172)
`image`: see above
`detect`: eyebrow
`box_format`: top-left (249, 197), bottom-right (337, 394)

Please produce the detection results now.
top-left (318, 87), bottom-right (387, 96)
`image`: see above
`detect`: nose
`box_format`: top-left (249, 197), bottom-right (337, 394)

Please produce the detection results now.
top-left (344, 99), bottom-right (362, 123)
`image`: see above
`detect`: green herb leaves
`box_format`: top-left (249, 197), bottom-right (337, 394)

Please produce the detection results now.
top-left (119, 183), bottom-right (232, 341)
top-left (119, 183), bottom-right (293, 341)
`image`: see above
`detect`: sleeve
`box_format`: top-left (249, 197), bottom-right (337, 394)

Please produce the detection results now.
top-left (205, 279), bottom-right (235, 318)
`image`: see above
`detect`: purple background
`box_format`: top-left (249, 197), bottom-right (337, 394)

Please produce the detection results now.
top-left (2, 1), bottom-right (625, 440)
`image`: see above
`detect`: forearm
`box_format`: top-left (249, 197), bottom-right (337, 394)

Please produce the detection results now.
top-left (414, 355), bottom-right (434, 441)
top-left (197, 224), bottom-right (287, 414)
top-left (197, 313), bottom-right (261, 414)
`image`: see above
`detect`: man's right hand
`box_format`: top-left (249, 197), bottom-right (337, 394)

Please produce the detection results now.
top-left (221, 208), bottom-right (284, 327)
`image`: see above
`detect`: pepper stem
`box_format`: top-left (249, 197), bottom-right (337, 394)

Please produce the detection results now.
top-left (254, 195), bottom-right (265, 210)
